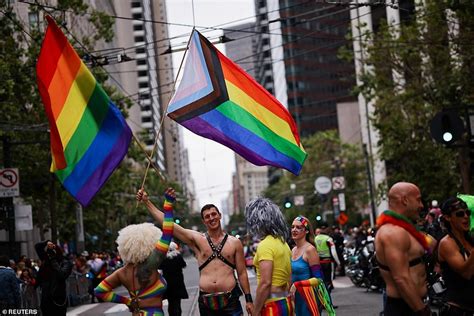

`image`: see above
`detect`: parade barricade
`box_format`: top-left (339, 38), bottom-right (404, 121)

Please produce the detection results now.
top-left (19, 282), bottom-right (40, 309)
top-left (67, 271), bottom-right (90, 306)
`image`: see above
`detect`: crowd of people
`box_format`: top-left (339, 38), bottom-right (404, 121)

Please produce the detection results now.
top-left (1, 182), bottom-right (473, 316)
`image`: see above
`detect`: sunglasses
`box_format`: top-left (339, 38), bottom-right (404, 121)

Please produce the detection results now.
top-left (453, 209), bottom-right (472, 218)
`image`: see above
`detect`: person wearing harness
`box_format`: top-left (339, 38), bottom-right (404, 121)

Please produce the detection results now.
top-left (94, 188), bottom-right (176, 315)
top-left (375, 182), bottom-right (433, 316)
top-left (137, 189), bottom-right (253, 316)
top-left (245, 197), bottom-right (293, 316)
top-left (438, 197), bottom-right (474, 315)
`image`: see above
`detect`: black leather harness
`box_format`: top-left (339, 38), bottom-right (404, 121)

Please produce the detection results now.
top-left (199, 233), bottom-right (236, 272)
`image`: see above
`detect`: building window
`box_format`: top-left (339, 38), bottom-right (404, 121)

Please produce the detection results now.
top-left (136, 59), bottom-right (146, 65)
top-left (135, 47), bottom-right (145, 54)
top-left (138, 82), bottom-right (149, 88)
top-left (135, 36), bottom-right (144, 42)
top-left (131, 1), bottom-right (141, 8)
top-left (133, 24), bottom-right (143, 31)
top-left (138, 70), bottom-right (147, 77)
top-left (132, 13), bottom-right (142, 20)
top-left (142, 116), bottom-right (152, 123)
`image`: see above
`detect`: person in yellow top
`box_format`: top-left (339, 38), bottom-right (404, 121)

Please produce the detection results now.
top-left (245, 197), bottom-right (293, 315)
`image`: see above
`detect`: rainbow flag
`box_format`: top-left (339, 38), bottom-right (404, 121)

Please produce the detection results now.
top-left (36, 16), bottom-right (132, 206)
top-left (167, 30), bottom-right (307, 175)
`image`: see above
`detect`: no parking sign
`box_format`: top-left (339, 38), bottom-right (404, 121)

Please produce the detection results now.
top-left (0, 168), bottom-right (20, 197)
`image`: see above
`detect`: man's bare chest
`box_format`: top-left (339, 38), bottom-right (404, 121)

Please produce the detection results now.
top-left (196, 238), bottom-right (236, 265)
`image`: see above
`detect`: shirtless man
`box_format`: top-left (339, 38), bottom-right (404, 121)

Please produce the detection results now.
top-left (137, 189), bottom-right (253, 316)
top-left (375, 182), bottom-right (431, 316)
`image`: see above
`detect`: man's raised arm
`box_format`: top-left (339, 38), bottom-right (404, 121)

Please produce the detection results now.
top-left (137, 189), bottom-right (197, 248)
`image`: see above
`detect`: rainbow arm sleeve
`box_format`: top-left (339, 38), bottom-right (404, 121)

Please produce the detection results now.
top-left (94, 280), bottom-right (131, 305)
top-left (293, 277), bottom-right (320, 288)
top-left (310, 264), bottom-right (323, 279)
top-left (154, 192), bottom-right (175, 254)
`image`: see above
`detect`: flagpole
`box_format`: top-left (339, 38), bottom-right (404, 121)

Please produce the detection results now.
top-left (138, 28), bottom-right (196, 192)
top-left (131, 134), bottom-right (166, 181)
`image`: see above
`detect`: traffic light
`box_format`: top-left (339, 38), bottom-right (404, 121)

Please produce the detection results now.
top-left (284, 196), bottom-right (293, 209)
top-left (430, 110), bottom-right (465, 145)
top-left (316, 214), bottom-right (322, 221)
top-left (174, 218), bottom-right (181, 224)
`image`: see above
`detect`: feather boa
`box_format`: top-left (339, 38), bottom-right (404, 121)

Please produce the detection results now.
top-left (377, 210), bottom-right (435, 253)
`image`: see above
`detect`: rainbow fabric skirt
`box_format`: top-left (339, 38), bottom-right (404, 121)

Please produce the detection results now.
top-left (261, 296), bottom-right (294, 316)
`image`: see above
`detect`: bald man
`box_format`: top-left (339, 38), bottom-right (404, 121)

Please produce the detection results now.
top-left (375, 182), bottom-right (431, 316)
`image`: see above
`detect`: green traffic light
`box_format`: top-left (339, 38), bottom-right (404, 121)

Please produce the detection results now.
top-left (284, 202), bottom-right (292, 209)
top-left (175, 218), bottom-right (181, 224)
top-left (316, 215), bottom-right (322, 221)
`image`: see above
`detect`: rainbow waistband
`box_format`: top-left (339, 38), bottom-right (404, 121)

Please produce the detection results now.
top-left (199, 290), bottom-right (232, 310)
top-left (138, 307), bottom-right (163, 316)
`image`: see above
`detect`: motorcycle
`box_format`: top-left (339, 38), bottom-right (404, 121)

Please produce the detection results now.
top-left (345, 236), bottom-right (384, 292)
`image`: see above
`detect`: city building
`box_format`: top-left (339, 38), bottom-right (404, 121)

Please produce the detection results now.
top-left (350, 0), bottom-right (416, 217)
top-left (253, 0), bottom-right (357, 185)
top-left (112, 0), bottom-right (196, 208)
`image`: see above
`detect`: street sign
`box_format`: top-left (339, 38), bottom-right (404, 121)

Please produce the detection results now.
top-left (332, 176), bottom-right (345, 190)
top-left (338, 212), bottom-right (349, 225)
top-left (294, 195), bottom-right (304, 206)
top-left (338, 192), bottom-right (346, 211)
top-left (15, 204), bottom-right (33, 231)
top-left (315, 176), bottom-right (332, 194)
top-left (0, 168), bottom-right (20, 197)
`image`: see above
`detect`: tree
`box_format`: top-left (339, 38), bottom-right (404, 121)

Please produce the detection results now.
top-left (345, 2), bottom-right (474, 200)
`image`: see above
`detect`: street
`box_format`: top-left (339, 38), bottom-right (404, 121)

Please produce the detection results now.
top-left (67, 256), bottom-right (383, 316)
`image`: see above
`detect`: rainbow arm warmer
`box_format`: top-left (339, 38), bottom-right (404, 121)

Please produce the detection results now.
top-left (94, 280), bottom-right (131, 305)
top-left (310, 264), bottom-right (323, 279)
top-left (154, 192), bottom-right (175, 254)
top-left (293, 277), bottom-right (320, 288)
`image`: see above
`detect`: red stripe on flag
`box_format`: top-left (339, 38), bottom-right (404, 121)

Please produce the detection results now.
top-left (217, 50), bottom-right (301, 146)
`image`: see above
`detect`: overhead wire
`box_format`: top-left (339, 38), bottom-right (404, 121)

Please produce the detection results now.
top-left (118, 3), bottom-right (449, 103)
top-left (14, 1), bottom-right (455, 113)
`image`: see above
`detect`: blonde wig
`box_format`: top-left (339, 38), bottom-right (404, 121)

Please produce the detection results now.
top-left (116, 223), bottom-right (162, 264)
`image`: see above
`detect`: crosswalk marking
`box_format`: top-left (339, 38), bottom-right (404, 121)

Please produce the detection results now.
top-left (247, 269), bottom-right (255, 278)
top-left (105, 304), bottom-right (129, 312)
top-left (333, 276), bottom-right (354, 288)
top-left (67, 303), bottom-right (100, 315)
top-left (68, 300), bottom-right (169, 316)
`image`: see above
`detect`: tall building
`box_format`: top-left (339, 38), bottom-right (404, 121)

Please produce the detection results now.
top-left (113, 0), bottom-right (196, 206)
top-left (113, 0), bottom-right (168, 172)
top-left (253, 0), bottom-right (357, 185)
top-left (254, 0), bottom-right (357, 137)
top-left (350, 0), bottom-right (417, 217)
top-left (224, 22), bottom-right (269, 214)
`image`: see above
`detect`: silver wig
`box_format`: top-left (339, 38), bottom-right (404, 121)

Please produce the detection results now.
top-left (245, 197), bottom-right (289, 241)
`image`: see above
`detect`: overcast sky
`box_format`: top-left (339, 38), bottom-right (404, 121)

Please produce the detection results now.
top-left (165, 0), bottom-right (256, 210)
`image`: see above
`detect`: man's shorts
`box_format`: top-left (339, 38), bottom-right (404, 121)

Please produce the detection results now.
top-left (385, 296), bottom-right (416, 316)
